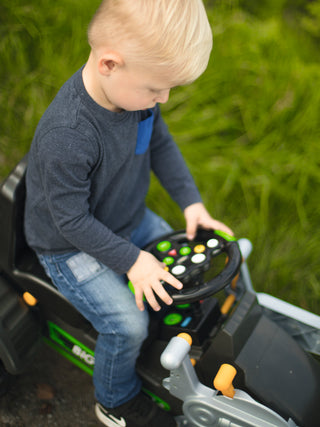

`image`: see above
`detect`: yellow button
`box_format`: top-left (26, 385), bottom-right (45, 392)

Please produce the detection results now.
top-left (194, 244), bottom-right (205, 253)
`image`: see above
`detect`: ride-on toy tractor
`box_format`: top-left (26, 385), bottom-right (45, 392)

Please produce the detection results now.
top-left (0, 156), bottom-right (320, 426)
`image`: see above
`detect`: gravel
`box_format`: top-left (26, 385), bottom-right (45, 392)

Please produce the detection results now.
top-left (0, 343), bottom-right (99, 426)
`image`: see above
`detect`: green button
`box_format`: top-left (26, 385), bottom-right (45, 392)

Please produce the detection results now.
top-left (179, 246), bottom-right (191, 256)
top-left (157, 240), bottom-right (172, 252)
top-left (176, 304), bottom-right (191, 309)
top-left (163, 313), bottom-right (183, 325)
top-left (163, 256), bottom-right (175, 265)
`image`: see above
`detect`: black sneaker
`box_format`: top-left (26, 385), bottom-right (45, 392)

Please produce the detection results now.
top-left (95, 392), bottom-right (177, 427)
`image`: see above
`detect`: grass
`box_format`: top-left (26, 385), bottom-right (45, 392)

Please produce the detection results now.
top-left (1, 0), bottom-right (320, 314)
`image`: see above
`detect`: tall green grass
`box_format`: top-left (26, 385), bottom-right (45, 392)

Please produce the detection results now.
top-left (1, 0), bottom-right (319, 313)
top-left (152, 2), bottom-right (320, 314)
top-left (0, 0), bottom-right (98, 174)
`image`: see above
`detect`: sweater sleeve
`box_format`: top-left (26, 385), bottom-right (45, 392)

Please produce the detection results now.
top-left (36, 128), bottom-right (140, 275)
top-left (150, 105), bottom-right (202, 210)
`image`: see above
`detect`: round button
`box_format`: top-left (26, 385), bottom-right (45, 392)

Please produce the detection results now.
top-left (207, 238), bottom-right (219, 248)
top-left (157, 240), bottom-right (171, 252)
top-left (191, 253), bottom-right (206, 264)
top-left (164, 313), bottom-right (183, 325)
top-left (179, 246), bottom-right (191, 256)
top-left (194, 244), bottom-right (206, 253)
top-left (163, 256), bottom-right (175, 265)
top-left (171, 265), bottom-right (186, 276)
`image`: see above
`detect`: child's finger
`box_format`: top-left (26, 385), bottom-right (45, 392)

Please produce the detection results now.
top-left (152, 281), bottom-right (173, 306)
top-left (161, 271), bottom-right (183, 290)
top-left (134, 289), bottom-right (145, 312)
top-left (186, 219), bottom-right (197, 240)
top-left (143, 286), bottom-right (161, 311)
top-left (199, 218), bottom-right (234, 237)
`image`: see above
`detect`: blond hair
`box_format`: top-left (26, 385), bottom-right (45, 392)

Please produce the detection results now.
top-left (88, 0), bottom-right (213, 85)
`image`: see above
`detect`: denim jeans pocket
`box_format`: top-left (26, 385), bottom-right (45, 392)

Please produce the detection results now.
top-left (66, 252), bottom-right (105, 284)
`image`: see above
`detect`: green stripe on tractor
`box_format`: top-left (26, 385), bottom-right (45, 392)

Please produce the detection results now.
top-left (45, 321), bottom-right (95, 375)
top-left (43, 336), bottom-right (94, 375)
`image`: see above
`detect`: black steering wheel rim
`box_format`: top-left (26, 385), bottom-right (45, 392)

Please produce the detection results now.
top-left (144, 229), bottom-right (242, 304)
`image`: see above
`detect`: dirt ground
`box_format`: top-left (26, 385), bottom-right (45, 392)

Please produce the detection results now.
top-left (0, 343), bottom-right (99, 426)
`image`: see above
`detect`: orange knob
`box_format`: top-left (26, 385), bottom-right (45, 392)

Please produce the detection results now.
top-left (213, 364), bottom-right (237, 398)
top-left (23, 292), bottom-right (38, 306)
top-left (177, 333), bottom-right (192, 346)
top-left (220, 294), bottom-right (236, 315)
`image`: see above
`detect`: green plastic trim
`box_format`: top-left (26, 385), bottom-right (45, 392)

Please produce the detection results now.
top-left (45, 321), bottom-right (95, 375)
top-left (128, 280), bottom-right (135, 294)
top-left (47, 321), bottom-right (94, 355)
top-left (214, 229), bottom-right (237, 242)
top-left (128, 280), bottom-right (146, 301)
top-left (43, 336), bottom-right (94, 376)
top-left (143, 388), bottom-right (171, 412)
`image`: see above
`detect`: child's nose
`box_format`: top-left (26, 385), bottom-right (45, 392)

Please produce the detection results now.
top-left (155, 89), bottom-right (170, 104)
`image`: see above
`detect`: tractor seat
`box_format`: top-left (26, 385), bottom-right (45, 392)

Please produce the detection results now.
top-left (0, 155), bottom-right (92, 330)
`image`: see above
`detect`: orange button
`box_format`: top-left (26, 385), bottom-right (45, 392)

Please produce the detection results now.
top-left (194, 244), bottom-right (205, 253)
top-left (23, 292), bottom-right (38, 306)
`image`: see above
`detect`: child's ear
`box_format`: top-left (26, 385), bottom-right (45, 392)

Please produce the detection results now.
top-left (98, 51), bottom-right (124, 76)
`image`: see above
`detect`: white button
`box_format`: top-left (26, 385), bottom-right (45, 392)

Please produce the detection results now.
top-left (171, 265), bottom-right (186, 276)
top-left (207, 238), bottom-right (219, 248)
top-left (191, 253), bottom-right (206, 264)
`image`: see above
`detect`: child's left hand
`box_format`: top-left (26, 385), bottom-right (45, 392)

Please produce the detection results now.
top-left (184, 202), bottom-right (233, 240)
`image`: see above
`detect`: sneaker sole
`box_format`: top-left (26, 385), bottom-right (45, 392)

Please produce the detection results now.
top-left (95, 403), bottom-right (127, 427)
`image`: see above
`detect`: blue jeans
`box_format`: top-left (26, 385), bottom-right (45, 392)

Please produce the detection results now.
top-left (38, 209), bottom-right (172, 408)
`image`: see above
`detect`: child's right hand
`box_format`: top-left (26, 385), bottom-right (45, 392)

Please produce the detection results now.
top-left (127, 250), bottom-right (183, 312)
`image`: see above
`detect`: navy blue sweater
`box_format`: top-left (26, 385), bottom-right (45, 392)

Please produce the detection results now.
top-left (24, 67), bottom-right (202, 274)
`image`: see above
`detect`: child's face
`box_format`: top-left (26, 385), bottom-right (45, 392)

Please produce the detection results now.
top-left (100, 62), bottom-right (174, 112)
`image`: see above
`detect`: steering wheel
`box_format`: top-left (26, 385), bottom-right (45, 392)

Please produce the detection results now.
top-left (144, 229), bottom-right (242, 304)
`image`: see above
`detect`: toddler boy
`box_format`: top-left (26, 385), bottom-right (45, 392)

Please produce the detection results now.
top-left (24, 1), bottom-right (232, 425)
